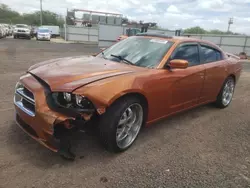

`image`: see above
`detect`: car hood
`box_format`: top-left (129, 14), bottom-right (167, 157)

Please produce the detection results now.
top-left (28, 55), bottom-right (139, 92)
top-left (38, 32), bottom-right (50, 34)
top-left (16, 28), bottom-right (29, 31)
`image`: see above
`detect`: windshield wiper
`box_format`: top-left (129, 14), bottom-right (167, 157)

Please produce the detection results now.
top-left (110, 54), bottom-right (134, 65)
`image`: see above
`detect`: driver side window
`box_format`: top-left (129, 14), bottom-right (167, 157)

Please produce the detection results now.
top-left (171, 44), bottom-right (200, 67)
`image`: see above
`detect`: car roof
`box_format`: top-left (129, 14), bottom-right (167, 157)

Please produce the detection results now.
top-left (136, 33), bottom-right (221, 50)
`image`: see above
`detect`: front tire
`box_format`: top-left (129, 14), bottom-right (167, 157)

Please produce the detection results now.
top-left (215, 76), bottom-right (235, 108)
top-left (99, 96), bottom-right (144, 153)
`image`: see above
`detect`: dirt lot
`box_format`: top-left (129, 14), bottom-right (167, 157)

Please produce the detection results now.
top-left (0, 38), bottom-right (250, 188)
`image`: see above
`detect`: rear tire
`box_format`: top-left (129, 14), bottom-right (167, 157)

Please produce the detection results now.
top-left (99, 96), bottom-right (145, 153)
top-left (215, 76), bottom-right (235, 109)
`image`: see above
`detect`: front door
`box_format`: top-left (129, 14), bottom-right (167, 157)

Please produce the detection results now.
top-left (167, 43), bottom-right (205, 113)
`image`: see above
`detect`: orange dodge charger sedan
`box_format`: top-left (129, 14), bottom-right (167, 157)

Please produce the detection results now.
top-left (14, 33), bottom-right (242, 160)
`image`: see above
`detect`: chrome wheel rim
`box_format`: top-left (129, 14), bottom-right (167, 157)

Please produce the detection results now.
top-left (116, 103), bottom-right (143, 149)
top-left (222, 79), bottom-right (235, 106)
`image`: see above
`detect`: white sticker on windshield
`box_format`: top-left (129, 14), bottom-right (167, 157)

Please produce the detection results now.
top-left (150, 39), bottom-right (168, 44)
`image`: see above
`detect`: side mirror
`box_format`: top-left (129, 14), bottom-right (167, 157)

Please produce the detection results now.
top-left (169, 59), bottom-right (188, 69)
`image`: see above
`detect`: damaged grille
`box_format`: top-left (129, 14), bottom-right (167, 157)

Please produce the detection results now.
top-left (14, 83), bottom-right (35, 116)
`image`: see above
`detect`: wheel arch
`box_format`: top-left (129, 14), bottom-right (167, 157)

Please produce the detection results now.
top-left (228, 74), bottom-right (236, 82)
top-left (108, 91), bottom-right (149, 124)
top-left (217, 73), bottom-right (236, 98)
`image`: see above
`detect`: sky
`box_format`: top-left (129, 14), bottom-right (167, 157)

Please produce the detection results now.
top-left (1, 0), bottom-right (250, 34)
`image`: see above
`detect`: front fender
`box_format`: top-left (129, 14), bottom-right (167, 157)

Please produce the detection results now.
top-left (73, 69), bottom-right (173, 122)
top-left (73, 75), bottom-right (148, 111)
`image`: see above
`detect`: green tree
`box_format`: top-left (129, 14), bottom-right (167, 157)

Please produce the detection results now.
top-left (184, 26), bottom-right (241, 35)
top-left (184, 26), bottom-right (207, 34)
top-left (0, 3), bottom-right (64, 26)
top-left (0, 3), bottom-right (20, 24)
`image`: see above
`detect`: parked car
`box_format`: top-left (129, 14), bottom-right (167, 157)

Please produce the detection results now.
top-left (0, 24), bottom-right (5, 38)
top-left (116, 28), bottom-right (141, 41)
top-left (2, 24), bottom-right (12, 36)
top-left (239, 52), bottom-right (249, 60)
top-left (13, 24), bottom-right (31, 39)
top-left (14, 34), bottom-right (242, 160)
top-left (0, 24), bottom-right (7, 38)
top-left (36, 27), bottom-right (51, 41)
top-left (40, 25), bottom-right (60, 38)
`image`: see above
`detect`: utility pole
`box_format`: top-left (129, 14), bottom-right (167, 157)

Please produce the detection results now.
top-left (227, 17), bottom-right (233, 33)
top-left (40, 0), bottom-right (43, 26)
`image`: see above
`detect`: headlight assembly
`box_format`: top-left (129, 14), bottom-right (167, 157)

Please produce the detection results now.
top-left (63, 92), bottom-right (71, 102)
top-left (51, 92), bottom-right (95, 113)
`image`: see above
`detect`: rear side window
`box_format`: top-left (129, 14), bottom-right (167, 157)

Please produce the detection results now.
top-left (201, 45), bottom-right (223, 63)
top-left (171, 44), bottom-right (200, 67)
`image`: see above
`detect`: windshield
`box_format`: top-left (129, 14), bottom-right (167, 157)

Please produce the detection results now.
top-left (16, 25), bottom-right (28, 28)
top-left (98, 36), bottom-right (174, 68)
top-left (38, 29), bottom-right (50, 33)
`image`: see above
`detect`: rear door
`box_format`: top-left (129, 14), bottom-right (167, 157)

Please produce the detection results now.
top-left (198, 43), bottom-right (228, 103)
top-left (168, 42), bottom-right (205, 113)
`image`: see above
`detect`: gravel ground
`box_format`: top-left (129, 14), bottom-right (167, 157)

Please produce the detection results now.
top-left (0, 38), bottom-right (250, 188)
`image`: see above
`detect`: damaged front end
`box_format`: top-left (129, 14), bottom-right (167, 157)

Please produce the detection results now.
top-left (34, 71), bottom-right (100, 138)
top-left (14, 73), bottom-right (100, 160)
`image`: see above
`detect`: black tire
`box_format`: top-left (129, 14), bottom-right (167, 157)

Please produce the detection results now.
top-left (215, 76), bottom-right (235, 109)
top-left (14, 35), bottom-right (16, 39)
top-left (99, 96), bottom-right (145, 153)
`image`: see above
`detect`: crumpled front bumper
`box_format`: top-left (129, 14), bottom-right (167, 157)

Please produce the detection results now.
top-left (14, 73), bottom-right (72, 152)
